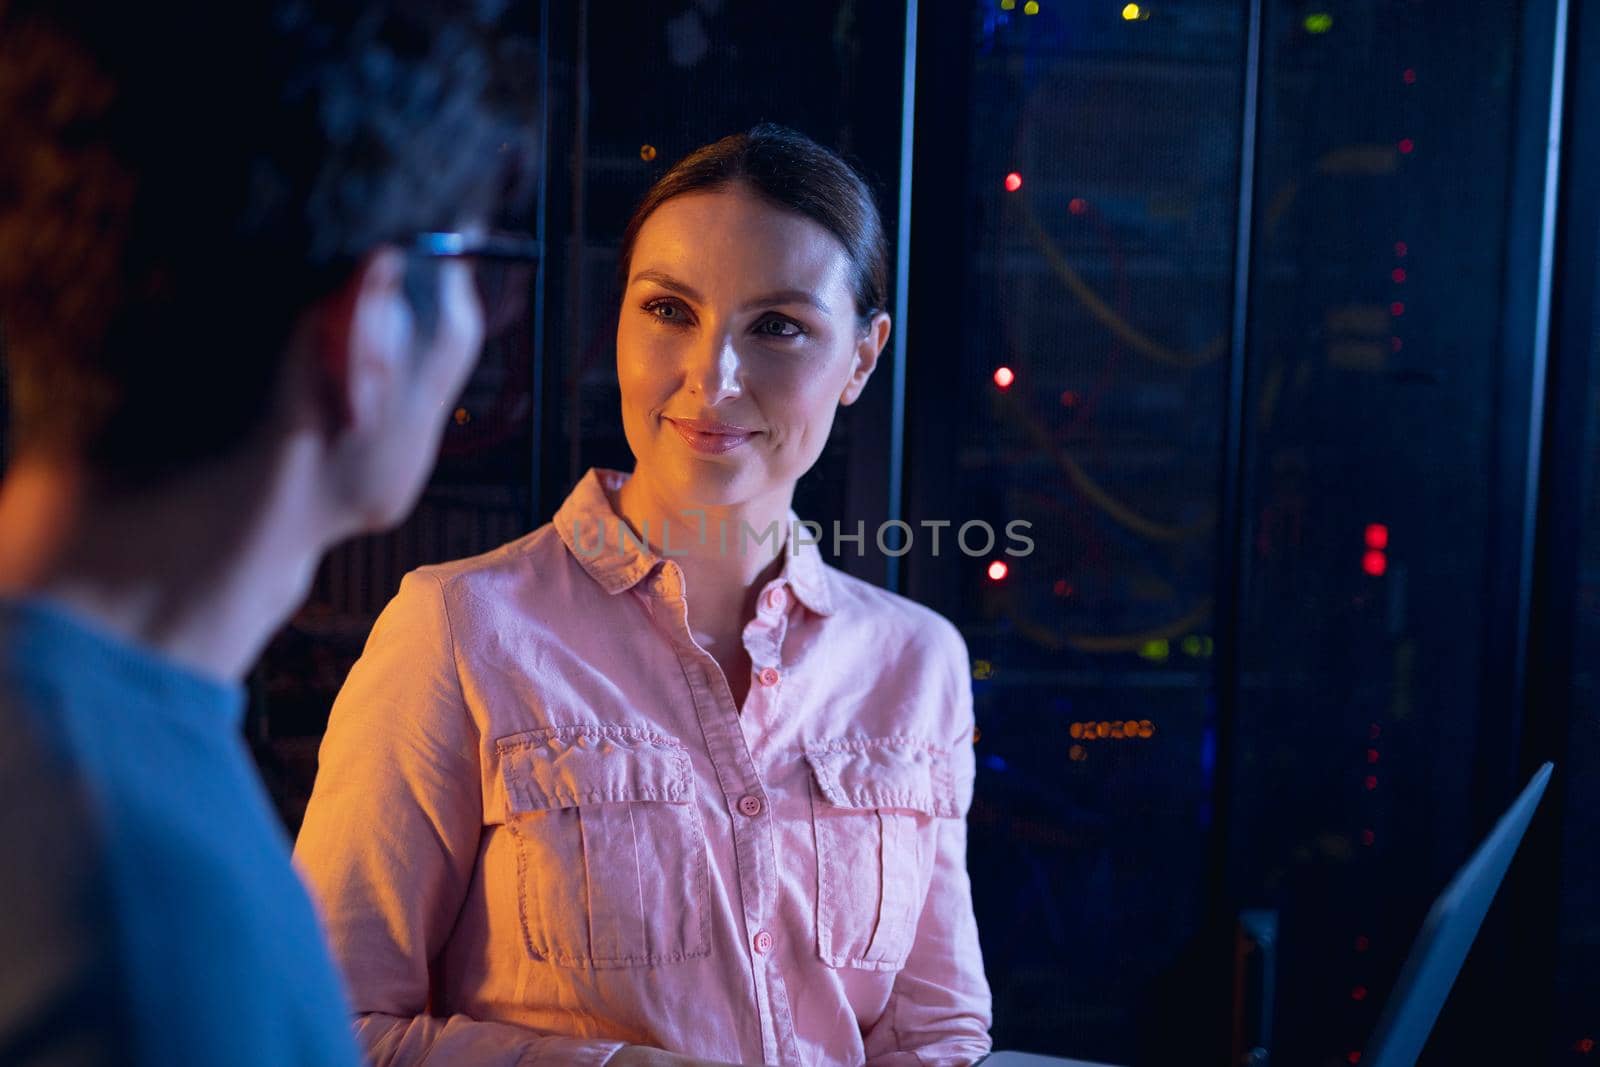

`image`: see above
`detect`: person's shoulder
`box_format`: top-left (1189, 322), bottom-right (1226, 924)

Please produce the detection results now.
top-left (386, 520), bottom-right (601, 635)
top-left (411, 522), bottom-right (558, 586)
top-left (823, 563), bottom-right (969, 665)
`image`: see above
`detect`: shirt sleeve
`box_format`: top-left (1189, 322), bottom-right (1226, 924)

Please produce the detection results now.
top-left (862, 622), bottom-right (995, 1067)
top-left (292, 570), bottom-right (627, 1067)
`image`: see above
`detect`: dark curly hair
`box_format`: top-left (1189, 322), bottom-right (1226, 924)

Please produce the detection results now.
top-left (0, 0), bottom-right (540, 484)
top-left (617, 124), bottom-right (888, 329)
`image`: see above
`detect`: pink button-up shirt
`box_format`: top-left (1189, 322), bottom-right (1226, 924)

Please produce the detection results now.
top-left (293, 467), bottom-right (992, 1067)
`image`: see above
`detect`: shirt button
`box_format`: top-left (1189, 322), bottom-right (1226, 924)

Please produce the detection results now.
top-left (753, 930), bottom-right (774, 955)
top-left (737, 794), bottom-right (764, 817)
top-left (762, 586), bottom-right (787, 612)
top-left (758, 666), bottom-right (781, 687)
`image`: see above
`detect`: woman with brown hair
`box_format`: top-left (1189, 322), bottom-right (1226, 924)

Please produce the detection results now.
top-left (294, 123), bottom-right (993, 1066)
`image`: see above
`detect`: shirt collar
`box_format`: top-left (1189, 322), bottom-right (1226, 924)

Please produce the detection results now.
top-left (554, 467), bottom-right (836, 617)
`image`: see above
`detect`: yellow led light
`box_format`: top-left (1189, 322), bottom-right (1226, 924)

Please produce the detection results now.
top-left (1122, 3), bottom-right (1143, 20)
top-left (1001, 0), bottom-right (1015, 8)
top-left (1023, 0), bottom-right (1040, 13)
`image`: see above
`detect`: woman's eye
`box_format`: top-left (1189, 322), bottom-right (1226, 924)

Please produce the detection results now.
top-left (756, 317), bottom-right (803, 338)
top-left (644, 300), bottom-right (689, 324)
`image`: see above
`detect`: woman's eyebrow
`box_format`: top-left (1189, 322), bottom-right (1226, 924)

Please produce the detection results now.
top-left (632, 268), bottom-right (831, 315)
top-left (631, 269), bottom-right (703, 302)
top-left (741, 288), bottom-right (831, 315)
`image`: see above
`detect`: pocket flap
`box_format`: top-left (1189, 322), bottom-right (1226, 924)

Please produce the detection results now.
top-left (496, 726), bottom-right (691, 813)
top-left (803, 738), bottom-right (957, 817)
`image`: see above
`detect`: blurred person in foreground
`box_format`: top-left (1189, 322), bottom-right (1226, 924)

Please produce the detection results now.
top-left (0, 1), bottom-right (538, 1063)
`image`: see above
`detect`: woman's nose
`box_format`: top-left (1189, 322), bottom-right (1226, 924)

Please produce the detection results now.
top-left (685, 331), bottom-right (744, 403)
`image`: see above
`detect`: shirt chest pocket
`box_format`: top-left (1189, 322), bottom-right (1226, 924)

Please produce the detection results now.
top-left (803, 738), bottom-right (958, 972)
top-left (496, 726), bottom-right (711, 968)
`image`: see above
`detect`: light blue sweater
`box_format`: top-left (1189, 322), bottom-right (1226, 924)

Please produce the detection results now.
top-left (0, 596), bottom-right (359, 1066)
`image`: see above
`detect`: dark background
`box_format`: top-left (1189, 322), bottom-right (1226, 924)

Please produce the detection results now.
top-left (11, 2), bottom-right (1597, 1065)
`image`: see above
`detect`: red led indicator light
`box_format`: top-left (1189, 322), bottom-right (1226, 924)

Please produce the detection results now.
top-left (1395, 241), bottom-right (1408, 257)
top-left (1352, 985), bottom-right (1369, 1001)
top-left (993, 366), bottom-right (1016, 388)
top-left (1364, 775), bottom-right (1379, 791)
top-left (1365, 524), bottom-right (1389, 549)
top-left (987, 560), bottom-right (1009, 581)
top-left (1392, 267), bottom-right (1407, 283)
top-left (1363, 550), bottom-right (1388, 577)
top-left (1068, 197), bottom-right (1088, 215)
top-left (1403, 68), bottom-right (1417, 84)
top-left (1004, 172), bottom-right (1023, 192)
top-left (1398, 138), bottom-right (1415, 154)
top-left (1361, 829), bottom-right (1376, 846)
top-left (1390, 301), bottom-right (1406, 317)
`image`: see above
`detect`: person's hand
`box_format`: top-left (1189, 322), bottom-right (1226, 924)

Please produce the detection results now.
top-left (606, 1045), bottom-right (764, 1067)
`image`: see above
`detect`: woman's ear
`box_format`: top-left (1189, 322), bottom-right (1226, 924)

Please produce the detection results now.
top-left (839, 311), bottom-right (891, 407)
top-left (311, 246), bottom-right (412, 435)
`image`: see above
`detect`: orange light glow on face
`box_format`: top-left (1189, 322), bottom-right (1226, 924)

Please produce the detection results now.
top-left (993, 366), bottom-right (1016, 388)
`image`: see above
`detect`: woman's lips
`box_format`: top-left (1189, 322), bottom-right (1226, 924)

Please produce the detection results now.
top-left (664, 417), bottom-right (759, 455)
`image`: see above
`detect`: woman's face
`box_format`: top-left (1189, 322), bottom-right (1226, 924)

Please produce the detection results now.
top-left (616, 183), bottom-right (889, 510)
